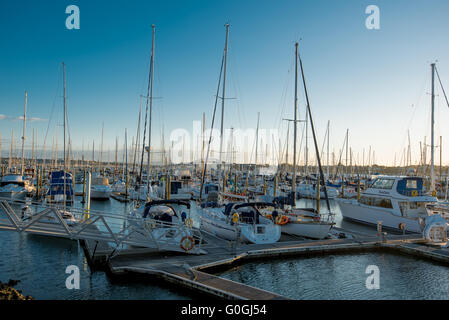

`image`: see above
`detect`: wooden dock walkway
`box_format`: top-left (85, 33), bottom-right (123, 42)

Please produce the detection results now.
top-left (90, 232), bottom-right (430, 300)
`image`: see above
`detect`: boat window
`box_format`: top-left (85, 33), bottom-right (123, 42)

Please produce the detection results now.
top-left (371, 179), bottom-right (395, 190)
top-left (360, 196), bottom-right (393, 209)
top-left (406, 179), bottom-right (417, 189)
top-left (399, 201), bottom-right (427, 218)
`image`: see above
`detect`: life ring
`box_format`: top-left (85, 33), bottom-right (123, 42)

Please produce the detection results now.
top-left (275, 215), bottom-right (289, 225)
top-left (411, 190), bottom-right (418, 197)
top-left (232, 212), bottom-right (240, 224)
top-left (185, 218), bottom-right (193, 228)
top-left (180, 236), bottom-right (195, 251)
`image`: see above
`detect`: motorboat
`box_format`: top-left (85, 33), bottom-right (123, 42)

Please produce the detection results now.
top-left (0, 174), bottom-right (29, 200)
top-left (337, 175), bottom-right (444, 233)
top-left (90, 176), bottom-right (112, 200)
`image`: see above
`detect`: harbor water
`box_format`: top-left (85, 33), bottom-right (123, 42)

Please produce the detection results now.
top-left (0, 191), bottom-right (446, 300)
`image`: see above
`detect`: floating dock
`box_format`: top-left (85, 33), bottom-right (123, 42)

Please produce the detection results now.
top-left (79, 230), bottom-right (445, 300)
top-left (2, 199), bottom-right (449, 300)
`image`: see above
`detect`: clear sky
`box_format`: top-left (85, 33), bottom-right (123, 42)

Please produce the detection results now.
top-left (0, 0), bottom-right (448, 166)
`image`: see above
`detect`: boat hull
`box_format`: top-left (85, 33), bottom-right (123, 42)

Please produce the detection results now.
top-left (0, 190), bottom-right (26, 201)
top-left (337, 199), bottom-right (422, 233)
top-left (281, 221), bottom-right (332, 239)
top-left (199, 214), bottom-right (281, 244)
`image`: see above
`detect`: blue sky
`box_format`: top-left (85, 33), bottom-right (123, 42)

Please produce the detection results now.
top-left (0, 0), bottom-right (448, 165)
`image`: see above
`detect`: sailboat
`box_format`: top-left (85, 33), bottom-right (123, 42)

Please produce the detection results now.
top-left (264, 42), bottom-right (334, 239)
top-left (90, 124), bottom-right (112, 200)
top-left (0, 92), bottom-right (33, 200)
top-left (197, 24), bottom-right (281, 244)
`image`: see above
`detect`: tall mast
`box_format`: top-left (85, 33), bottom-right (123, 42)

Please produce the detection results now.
top-left (132, 96), bottom-right (142, 177)
top-left (125, 128), bottom-right (128, 198)
top-left (202, 112), bottom-right (205, 172)
top-left (326, 120), bottom-right (330, 178)
top-left (218, 23), bottom-right (230, 167)
top-left (99, 122), bottom-right (104, 174)
top-left (255, 112), bottom-right (260, 174)
top-left (304, 106), bottom-right (308, 176)
top-left (345, 129), bottom-right (349, 177)
top-left (115, 136), bottom-right (118, 179)
top-left (0, 133), bottom-right (2, 174)
top-left (9, 129), bottom-right (13, 171)
top-left (147, 24), bottom-right (155, 192)
top-left (32, 128), bottom-right (35, 175)
top-left (21, 91), bottom-right (27, 175)
top-left (63, 62), bottom-right (67, 208)
top-left (285, 122), bottom-right (290, 165)
top-left (292, 42), bottom-right (298, 200)
top-left (430, 63), bottom-right (436, 192)
top-left (298, 43), bottom-right (331, 212)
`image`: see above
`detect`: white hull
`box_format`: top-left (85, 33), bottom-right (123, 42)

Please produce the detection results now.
top-left (91, 187), bottom-right (111, 200)
top-left (0, 190), bottom-right (26, 200)
top-left (338, 200), bottom-right (422, 233)
top-left (281, 221), bottom-right (332, 239)
top-left (199, 214), bottom-right (281, 244)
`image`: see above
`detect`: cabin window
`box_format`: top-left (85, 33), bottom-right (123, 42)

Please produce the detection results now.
top-left (406, 179), bottom-right (417, 189)
top-left (371, 178), bottom-right (395, 190)
top-left (360, 196), bottom-right (393, 209)
top-left (399, 201), bottom-right (427, 217)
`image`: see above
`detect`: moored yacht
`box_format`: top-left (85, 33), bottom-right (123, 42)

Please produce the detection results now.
top-left (198, 202), bottom-right (281, 244)
top-left (0, 174), bottom-right (29, 200)
top-left (90, 176), bottom-right (112, 200)
top-left (337, 175), bottom-right (441, 233)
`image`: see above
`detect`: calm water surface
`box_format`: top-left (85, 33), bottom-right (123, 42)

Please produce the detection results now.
top-left (219, 252), bottom-right (449, 300)
top-left (0, 192), bottom-right (447, 299)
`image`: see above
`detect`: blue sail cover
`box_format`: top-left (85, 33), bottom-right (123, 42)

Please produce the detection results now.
top-left (47, 171), bottom-right (73, 196)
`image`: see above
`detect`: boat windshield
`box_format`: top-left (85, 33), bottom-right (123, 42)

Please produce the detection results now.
top-left (371, 178), bottom-right (395, 190)
top-left (0, 181), bottom-right (25, 187)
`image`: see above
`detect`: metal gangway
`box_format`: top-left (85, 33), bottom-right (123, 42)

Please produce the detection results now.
top-left (0, 197), bottom-right (205, 256)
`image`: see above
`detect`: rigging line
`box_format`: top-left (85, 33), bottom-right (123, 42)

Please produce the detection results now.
top-left (275, 57), bottom-right (294, 131)
top-left (333, 131), bottom-right (347, 181)
top-left (132, 97), bottom-right (142, 176)
top-left (199, 53), bottom-right (225, 201)
top-left (41, 63), bottom-right (62, 162)
top-left (297, 46), bottom-right (331, 213)
top-left (435, 66), bottom-right (449, 108)
top-left (138, 31), bottom-right (155, 185)
top-left (319, 122), bottom-right (329, 167)
top-left (296, 121), bottom-right (306, 171)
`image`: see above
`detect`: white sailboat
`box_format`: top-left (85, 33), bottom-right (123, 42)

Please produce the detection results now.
top-left (199, 202), bottom-right (281, 244)
top-left (270, 42), bottom-right (334, 240)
